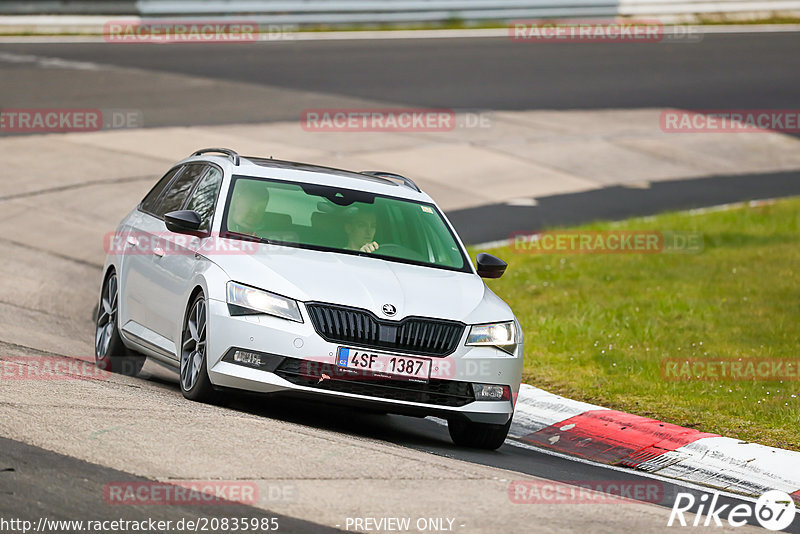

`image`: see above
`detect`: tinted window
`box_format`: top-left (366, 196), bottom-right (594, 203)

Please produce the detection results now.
top-left (155, 164), bottom-right (207, 217)
top-left (185, 167), bottom-right (223, 231)
top-left (223, 176), bottom-right (467, 271)
top-left (140, 166), bottom-right (182, 214)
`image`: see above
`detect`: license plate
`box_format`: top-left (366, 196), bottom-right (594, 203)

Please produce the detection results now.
top-left (336, 347), bottom-right (431, 383)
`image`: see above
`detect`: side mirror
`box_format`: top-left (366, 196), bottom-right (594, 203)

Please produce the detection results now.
top-left (165, 210), bottom-right (203, 234)
top-left (476, 253), bottom-right (507, 279)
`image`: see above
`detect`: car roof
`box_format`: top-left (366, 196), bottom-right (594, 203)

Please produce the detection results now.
top-left (178, 148), bottom-right (433, 203)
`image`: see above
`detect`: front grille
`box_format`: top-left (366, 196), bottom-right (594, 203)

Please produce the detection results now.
top-left (275, 357), bottom-right (475, 407)
top-left (306, 303), bottom-right (464, 356)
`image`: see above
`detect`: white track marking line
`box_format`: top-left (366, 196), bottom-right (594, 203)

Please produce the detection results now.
top-left (504, 438), bottom-right (762, 504)
top-left (0, 51), bottom-right (102, 70)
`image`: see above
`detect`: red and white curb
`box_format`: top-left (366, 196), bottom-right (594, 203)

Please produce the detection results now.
top-left (510, 384), bottom-right (800, 506)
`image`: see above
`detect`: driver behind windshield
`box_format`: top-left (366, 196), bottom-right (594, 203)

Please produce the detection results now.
top-left (228, 181), bottom-right (270, 236)
top-left (344, 207), bottom-right (379, 253)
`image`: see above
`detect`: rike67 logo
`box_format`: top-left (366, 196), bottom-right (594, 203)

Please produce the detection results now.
top-left (668, 490), bottom-right (796, 531)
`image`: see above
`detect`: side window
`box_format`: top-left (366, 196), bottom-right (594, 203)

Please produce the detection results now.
top-left (185, 167), bottom-right (223, 231)
top-left (140, 166), bottom-right (182, 214)
top-left (155, 164), bottom-right (207, 218)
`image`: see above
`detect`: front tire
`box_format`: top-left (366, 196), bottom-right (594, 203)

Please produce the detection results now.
top-left (95, 271), bottom-right (144, 376)
top-left (448, 417), bottom-right (512, 450)
top-left (180, 293), bottom-right (217, 403)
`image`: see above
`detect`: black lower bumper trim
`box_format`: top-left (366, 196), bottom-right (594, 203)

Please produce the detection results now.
top-left (274, 357), bottom-right (475, 408)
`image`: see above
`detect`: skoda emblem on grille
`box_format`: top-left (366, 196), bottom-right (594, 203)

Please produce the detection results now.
top-left (382, 304), bottom-right (397, 317)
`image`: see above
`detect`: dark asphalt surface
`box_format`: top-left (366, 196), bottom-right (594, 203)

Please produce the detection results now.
top-left (3, 387), bottom-right (792, 532)
top-left (450, 169), bottom-right (800, 244)
top-left (1, 32), bottom-right (799, 122)
top-left (228, 392), bottom-right (800, 534)
top-left (227, 392), bottom-right (778, 530)
top-left (0, 436), bottom-right (342, 534)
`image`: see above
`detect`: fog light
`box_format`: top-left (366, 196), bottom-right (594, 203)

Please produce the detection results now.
top-left (222, 348), bottom-right (283, 372)
top-left (473, 384), bottom-right (511, 401)
top-left (233, 350), bottom-right (263, 367)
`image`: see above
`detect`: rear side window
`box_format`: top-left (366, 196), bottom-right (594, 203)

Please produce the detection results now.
top-left (185, 167), bottom-right (223, 231)
top-left (140, 166), bottom-right (182, 214)
top-left (155, 164), bottom-right (207, 218)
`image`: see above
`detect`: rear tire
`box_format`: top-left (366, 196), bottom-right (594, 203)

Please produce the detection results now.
top-left (448, 417), bottom-right (512, 450)
top-left (179, 292), bottom-right (217, 403)
top-left (95, 271), bottom-right (144, 377)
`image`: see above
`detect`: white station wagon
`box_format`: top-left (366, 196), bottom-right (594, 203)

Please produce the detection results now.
top-left (96, 148), bottom-right (523, 449)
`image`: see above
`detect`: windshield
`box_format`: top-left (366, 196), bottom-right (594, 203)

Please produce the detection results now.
top-left (222, 176), bottom-right (469, 271)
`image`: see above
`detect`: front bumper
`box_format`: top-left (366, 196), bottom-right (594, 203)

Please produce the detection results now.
top-left (205, 298), bottom-right (523, 425)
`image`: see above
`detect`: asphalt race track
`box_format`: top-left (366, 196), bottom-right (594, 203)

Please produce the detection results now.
top-left (1, 30), bottom-right (799, 533)
top-left (450, 169), bottom-right (800, 244)
top-left (2, 32), bottom-right (800, 242)
top-left (0, 377), bottom-right (783, 532)
top-left (1, 33), bottom-right (799, 126)
top-left (0, 437), bottom-right (339, 534)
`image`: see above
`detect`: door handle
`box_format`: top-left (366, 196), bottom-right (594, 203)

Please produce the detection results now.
top-left (153, 247), bottom-right (165, 258)
top-left (126, 235), bottom-right (138, 247)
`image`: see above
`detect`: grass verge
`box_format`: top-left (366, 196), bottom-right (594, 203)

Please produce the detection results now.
top-left (479, 197), bottom-right (800, 450)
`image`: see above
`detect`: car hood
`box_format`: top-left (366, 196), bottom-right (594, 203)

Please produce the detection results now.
top-left (212, 243), bottom-right (513, 324)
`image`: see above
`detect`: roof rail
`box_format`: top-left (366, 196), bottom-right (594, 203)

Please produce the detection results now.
top-left (191, 148), bottom-right (240, 166)
top-left (361, 171), bottom-right (421, 192)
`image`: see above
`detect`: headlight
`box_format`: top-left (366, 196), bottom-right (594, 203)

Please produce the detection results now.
top-left (466, 321), bottom-right (517, 353)
top-left (226, 281), bottom-right (303, 322)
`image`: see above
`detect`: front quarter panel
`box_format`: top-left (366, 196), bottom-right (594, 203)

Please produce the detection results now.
top-left (173, 254), bottom-right (232, 357)
top-left (460, 283), bottom-right (516, 325)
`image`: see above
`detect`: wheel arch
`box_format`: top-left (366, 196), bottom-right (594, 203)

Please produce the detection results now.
top-left (96, 263), bottom-right (118, 324)
top-left (183, 285), bottom-right (207, 326)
